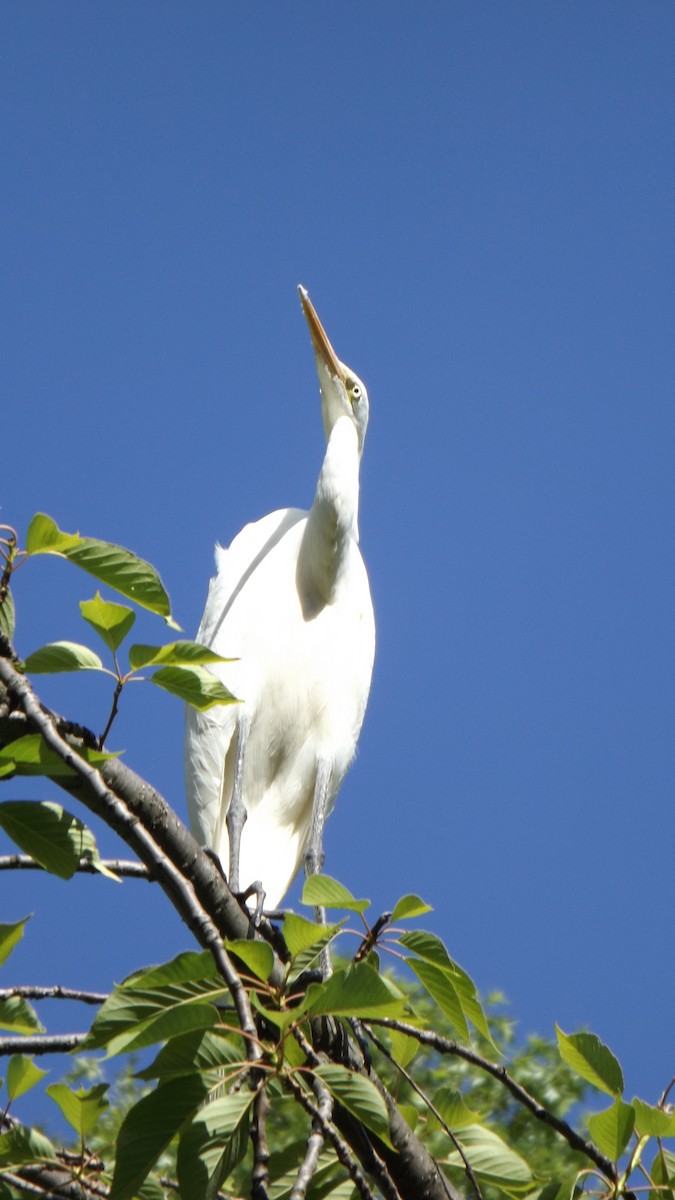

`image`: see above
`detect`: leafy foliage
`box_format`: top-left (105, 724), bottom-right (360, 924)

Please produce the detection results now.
top-left (1, 514), bottom-right (673, 1200)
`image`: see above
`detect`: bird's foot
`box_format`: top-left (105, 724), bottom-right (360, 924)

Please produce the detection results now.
top-left (237, 879), bottom-right (266, 927)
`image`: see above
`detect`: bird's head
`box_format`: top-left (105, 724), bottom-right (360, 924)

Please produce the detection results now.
top-left (298, 285), bottom-right (369, 455)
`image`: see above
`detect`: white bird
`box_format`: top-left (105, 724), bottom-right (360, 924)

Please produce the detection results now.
top-left (184, 286), bottom-right (375, 910)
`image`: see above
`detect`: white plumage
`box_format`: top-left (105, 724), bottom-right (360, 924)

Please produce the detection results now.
top-left (184, 287), bottom-right (375, 909)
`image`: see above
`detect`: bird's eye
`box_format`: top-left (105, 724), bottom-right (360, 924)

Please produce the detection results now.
top-left (351, 385), bottom-right (361, 400)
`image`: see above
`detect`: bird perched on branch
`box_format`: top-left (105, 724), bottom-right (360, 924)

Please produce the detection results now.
top-left (184, 286), bottom-right (375, 911)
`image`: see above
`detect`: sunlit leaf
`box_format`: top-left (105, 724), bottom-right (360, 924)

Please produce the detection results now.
top-left (387, 1026), bottom-right (420, 1070)
top-left (7, 1056), bottom-right (48, 1102)
top-left (588, 1098), bottom-right (635, 1160)
top-left (109, 1076), bottom-right (209, 1200)
top-left (0, 734), bottom-right (116, 779)
top-left (391, 894), bottom-right (433, 921)
top-left (150, 664), bottom-right (238, 710)
top-left (226, 939), bottom-right (274, 982)
top-left (315, 1063), bottom-right (392, 1146)
top-left (634, 1097), bottom-right (675, 1138)
top-left (283, 912), bottom-right (343, 983)
top-left (555, 1026), bottom-right (624, 1097)
top-left (21, 641), bottom-right (105, 674)
top-left (305, 963), bottom-right (406, 1020)
top-left (83, 950), bottom-right (227, 1056)
top-left (426, 1087), bottom-right (483, 1133)
top-left (442, 1124), bottom-right (534, 1191)
top-left (0, 996), bottom-right (44, 1035)
top-left (128, 641), bottom-right (235, 669)
top-left (0, 917), bottom-right (31, 968)
top-left (0, 801), bottom-right (105, 879)
top-left (46, 1083), bottom-right (109, 1139)
top-left (650, 1147), bottom-right (675, 1200)
top-left (408, 959), bottom-right (470, 1042)
top-left (26, 512), bottom-right (178, 625)
top-left (80, 593), bottom-right (136, 652)
top-left (301, 874), bottom-right (370, 913)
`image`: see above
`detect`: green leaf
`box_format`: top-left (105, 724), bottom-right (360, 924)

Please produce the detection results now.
top-left (128, 641), bottom-right (235, 669)
top-left (110, 1075), bottom-right (209, 1200)
top-left (0, 1124), bottom-right (56, 1167)
top-left (443, 1124), bottom-right (534, 1191)
top-left (391, 894), bottom-right (433, 921)
top-left (138, 1029), bottom-right (245, 1082)
top-left (387, 1026), bottom-right (419, 1071)
top-left (176, 1093), bottom-right (254, 1200)
top-left (7, 1056), bottom-right (48, 1102)
top-left (0, 801), bottom-right (105, 879)
top-left (399, 929), bottom-right (457, 970)
top-left (46, 1083), bottom-right (109, 1139)
top-left (82, 950), bottom-right (227, 1056)
top-left (314, 1064), bottom-right (391, 1146)
top-left (0, 733), bottom-right (116, 778)
top-left (150, 664), bottom-right (238, 710)
top-left (0, 917), bottom-right (30, 968)
top-left (80, 593), bottom-right (136, 653)
top-left (401, 935), bottom-right (496, 1047)
top-left (408, 959), bottom-right (470, 1042)
top-left (426, 1087), bottom-right (483, 1133)
top-left (0, 587), bottom-right (15, 641)
top-left (0, 996), bottom-right (44, 1035)
top-left (226, 939), bottom-right (275, 982)
top-left (588, 1098), bottom-right (635, 1160)
top-left (21, 641), bottom-right (105, 674)
top-left (650, 1147), bottom-right (675, 1200)
top-left (25, 513), bottom-right (178, 626)
top-left (306, 964), bottom-right (406, 1020)
top-left (634, 1097), bottom-right (675, 1138)
top-left (301, 874), bottom-right (370, 913)
top-left (282, 913), bottom-right (342, 982)
top-left (555, 1026), bottom-right (624, 1097)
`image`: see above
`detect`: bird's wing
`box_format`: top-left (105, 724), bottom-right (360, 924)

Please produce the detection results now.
top-left (184, 507), bottom-right (307, 848)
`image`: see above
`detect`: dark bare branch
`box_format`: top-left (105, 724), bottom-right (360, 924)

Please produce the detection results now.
top-left (0, 986), bottom-right (106, 1005)
top-left (0, 854), bottom-right (151, 878)
top-left (367, 1017), bottom-right (617, 1182)
top-left (0, 1034), bottom-right (86, 1055)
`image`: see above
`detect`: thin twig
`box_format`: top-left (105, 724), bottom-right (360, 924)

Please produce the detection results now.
top-left (291, 1027), bottom-right (403, 1200)
top-left (251, 1085), bottom-right (270, 1200)
top-left (289, 1077), bottom-right (333, 1200)
top-left (284, 1073), bottom-right (377, 1200)
top-left (365, 1024), bottom-right (483, 1200)
top-left (0, 1034), bottom-right (86, 1056)
top-left (0, 986), bottom-right (107, 1005)
top-left (367, 1017), bottom-right (617, 1182)
top-left (0, 855), bottom-right (151, 878)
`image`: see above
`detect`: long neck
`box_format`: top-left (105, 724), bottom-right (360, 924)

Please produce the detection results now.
top-left (297, 416), bottom-right (361, 618)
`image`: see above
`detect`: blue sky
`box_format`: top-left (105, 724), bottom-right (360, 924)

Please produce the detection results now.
top-left (2, 2), bottom-right (674, 1128)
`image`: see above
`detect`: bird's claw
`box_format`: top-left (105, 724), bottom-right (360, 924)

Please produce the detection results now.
top-left (238, 879), bottom-right (266, 927)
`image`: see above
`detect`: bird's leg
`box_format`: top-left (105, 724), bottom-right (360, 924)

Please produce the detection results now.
top-left (305, 758), bottom-right (333, 977)
top-left (305, 756), bottom-right (331, 879)
top-left (226, 712), bottom-right (250, 896)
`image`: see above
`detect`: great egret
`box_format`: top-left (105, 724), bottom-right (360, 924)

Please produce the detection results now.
top-left (184, 286), bottom-right (375, 910)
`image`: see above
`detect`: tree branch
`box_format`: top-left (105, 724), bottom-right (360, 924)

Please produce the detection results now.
top-left (289, 1077), bottom-right (333, 1200)
top-left (367, 1017), bottom-right (617, 1182)
top-left (0, 1034), bottom-right (86, 1055)
top-left (0, 986), bottom-right (107, 1005)
top-left (0, 654), bottom-right (468, 1200)
top-left (0, 854), bottom-right (151, 878)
